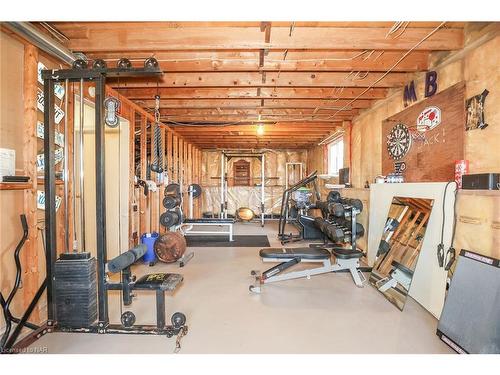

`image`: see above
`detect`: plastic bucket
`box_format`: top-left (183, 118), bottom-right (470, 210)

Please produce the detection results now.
top-left (141, 232), bottom-right (159, 265)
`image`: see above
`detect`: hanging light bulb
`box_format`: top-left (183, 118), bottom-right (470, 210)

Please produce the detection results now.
top-left (256, 123), bottom-right (264, 136)
top-left (256, 115), bottom-right (264, 136)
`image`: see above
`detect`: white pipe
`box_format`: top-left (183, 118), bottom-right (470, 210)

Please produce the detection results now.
top-left (261, 154), bottom-right (265, 226)
top-left (4, 22), bottom-right (76, 65)
top-left (220, 152), bottom-right (225, 218)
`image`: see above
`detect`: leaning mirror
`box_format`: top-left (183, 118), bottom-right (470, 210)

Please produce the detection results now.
top-left (369, 197), bottom-right (434, 310)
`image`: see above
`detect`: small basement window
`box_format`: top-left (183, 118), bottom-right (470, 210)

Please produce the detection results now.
top-left (328, 138), bottom-right (344, 176)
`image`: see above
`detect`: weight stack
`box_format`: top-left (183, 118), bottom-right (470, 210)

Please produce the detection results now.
top-left (54, 252), bottom-right (97, 328)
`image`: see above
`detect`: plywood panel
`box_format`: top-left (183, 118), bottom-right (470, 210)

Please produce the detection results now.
top-left (382, 82), bottom-right (466, 182)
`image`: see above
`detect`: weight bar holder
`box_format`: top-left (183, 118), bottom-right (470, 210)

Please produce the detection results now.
top-left (7, 62), bottom-right (188, 353)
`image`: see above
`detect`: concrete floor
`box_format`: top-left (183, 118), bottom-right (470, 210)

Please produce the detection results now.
top-left (30, 222), bottom-right (453, 354)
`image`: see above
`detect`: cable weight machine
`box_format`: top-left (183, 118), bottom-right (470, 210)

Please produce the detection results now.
top-left (4, 59), bottom-right (188, 352)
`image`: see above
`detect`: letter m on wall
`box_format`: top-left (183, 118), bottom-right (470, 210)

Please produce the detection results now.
top-left (403, 81), bottom-right (417, 107)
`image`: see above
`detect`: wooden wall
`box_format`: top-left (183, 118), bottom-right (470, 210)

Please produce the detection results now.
top-left (200, 149), bottom-right (308, 215)
top-left (351, 28), bottom-right (500, 187)
top-left (0, 29), bottom-right (202, 332)
top-left (332, 26), bottom-right (500, 261)
top-left (106, 87), bottom-right (203, 244)
top-left (381, 83), bottom-right (466, 181)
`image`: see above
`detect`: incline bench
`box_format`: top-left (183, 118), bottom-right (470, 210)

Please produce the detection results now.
top-left (180, 218), bottom-right (236, 241)
top-left (249, 246), bottom-right (366, 293)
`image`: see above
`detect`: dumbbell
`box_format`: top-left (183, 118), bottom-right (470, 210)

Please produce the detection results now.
top-left (314, 217), bottom-right (361, 242)
top-left (327, 191), bottom-right (341, 203)
top-left (329, 200), bottom-right (363, 217)
top-left (315, 218), bottom-right (363, 243)
top-left (313, 216), bottom-right (329, 232)
top-left (331, 218), bottom-right (365, 237)
top-left (159, 208), bottom-right (183, 228)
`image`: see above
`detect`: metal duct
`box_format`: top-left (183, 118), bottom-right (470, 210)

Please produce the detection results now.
top-left (4, 22), bottom-right (76, 65)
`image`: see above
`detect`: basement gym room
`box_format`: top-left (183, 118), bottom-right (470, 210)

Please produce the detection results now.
top-left (1, 2), bottom-right (499, 370)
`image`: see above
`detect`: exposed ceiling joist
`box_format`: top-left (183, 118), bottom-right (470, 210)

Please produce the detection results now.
top-left (43, 21), bottom-right (466, 149)
top-left (116, 87), bottom-right (388, 100)
top-left (51, 23), bottom-right (463, 51)
top-left (134, 98), bottom-right (373, 109)
top-left (84, 50), bottom-right (429, 72)
top-left (110, 71), bottom-right (409, 88)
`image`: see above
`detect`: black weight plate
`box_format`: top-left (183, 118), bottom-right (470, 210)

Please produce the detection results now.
top-left (164, 183), bottom-right (181, 197)
top-left (163, 195), bottom-right (180, 209)
top-left (189, 183), bottom-right (202, 198)
top-left (160, 210), bottom-right (181, 228)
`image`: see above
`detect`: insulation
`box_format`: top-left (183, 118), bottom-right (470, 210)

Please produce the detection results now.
top-left (200, 149), bottom-right (308, 215)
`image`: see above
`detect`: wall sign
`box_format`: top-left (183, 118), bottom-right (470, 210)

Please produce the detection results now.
top-left (424, 71), bottom-right (438, 97)
top-left (403, 81), bottom-right (417, 107)
top-left (37, 190), bottom-right (62, 211)
top-left (465, 89), bottom-right (489, 131)
top-left (37, 62), bottom-right (47, 84)
top-left (383, 82), bottom-right (465, 182)
top-left (36, 121), bottom-right (65, 147)
top-left (36, 148), bottom-right (64, 171)
top-left (402, 70), bottom-right (439, 106)
top-left (417, 106), bottom-right (441, 132)
top-left (37, 89), bottom-right (65, 124)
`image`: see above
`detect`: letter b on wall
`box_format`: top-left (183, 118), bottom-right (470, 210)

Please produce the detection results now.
top-left (425, 71), bottom-right (438, 97)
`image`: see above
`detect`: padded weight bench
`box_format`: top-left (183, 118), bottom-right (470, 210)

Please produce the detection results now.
top-left (180, 218), bottom-right (235, 241)
top-left (376, 261), bottom-right (414, 292)
top-left (249, 247), bottom-right (366, 293)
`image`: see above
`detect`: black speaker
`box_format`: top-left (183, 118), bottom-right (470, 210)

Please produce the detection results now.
top-left (339, 168), bottom-right (350, 186)
top-left (54, 252), bottom-right (97, 328)
top-left (462, 173), bottom-right (500, 190)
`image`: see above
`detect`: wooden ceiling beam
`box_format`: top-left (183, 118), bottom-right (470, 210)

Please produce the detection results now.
top-left (51, 23), bottom-right (463, 51)
top-left (158, 108), bottom-right (359, 116)
top-left (171, 124), bottom-right (341, 131)
top-left (109, 71), bottom-right (409, 88)
top-left (84, 50), bottom-right (429, 72)
top-left (117, 87), bottom-right (388, 100)
top-left (135, 98), bottom-right (373, 109)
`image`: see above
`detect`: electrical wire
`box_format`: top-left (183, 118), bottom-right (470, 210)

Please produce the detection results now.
top-left (99, 50), bottom-right (373, 64)
top-left (438, 181), bottom-right (458, 269)
top-left (318, 21), bottom-right (447, 145)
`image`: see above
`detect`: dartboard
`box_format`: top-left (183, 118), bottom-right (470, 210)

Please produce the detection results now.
top-left (387, 123), bottom-right (411, 160)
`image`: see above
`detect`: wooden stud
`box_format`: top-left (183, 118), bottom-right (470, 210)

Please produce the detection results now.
top-left (139, 115), bottom-right (147, 235)
top-left (172, 135), bottom-right (179, 183)
top-left (22, 44), bottom-right (39, 321)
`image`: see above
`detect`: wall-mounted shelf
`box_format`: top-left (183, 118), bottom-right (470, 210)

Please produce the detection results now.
top-left (37, 179), bottom-right (64, 186)
top-left (0, 182), bottom-right (32, 191)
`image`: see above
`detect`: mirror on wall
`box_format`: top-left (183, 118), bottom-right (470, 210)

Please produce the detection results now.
top-left (369, 196), bottom-right (434, 310)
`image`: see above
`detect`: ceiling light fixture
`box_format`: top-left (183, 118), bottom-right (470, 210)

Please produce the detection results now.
top-left (256, 123), bottom-right (264, 136)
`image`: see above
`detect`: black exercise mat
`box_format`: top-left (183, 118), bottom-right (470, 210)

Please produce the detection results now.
top-left (186, 235), bottom-right (270, 248)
